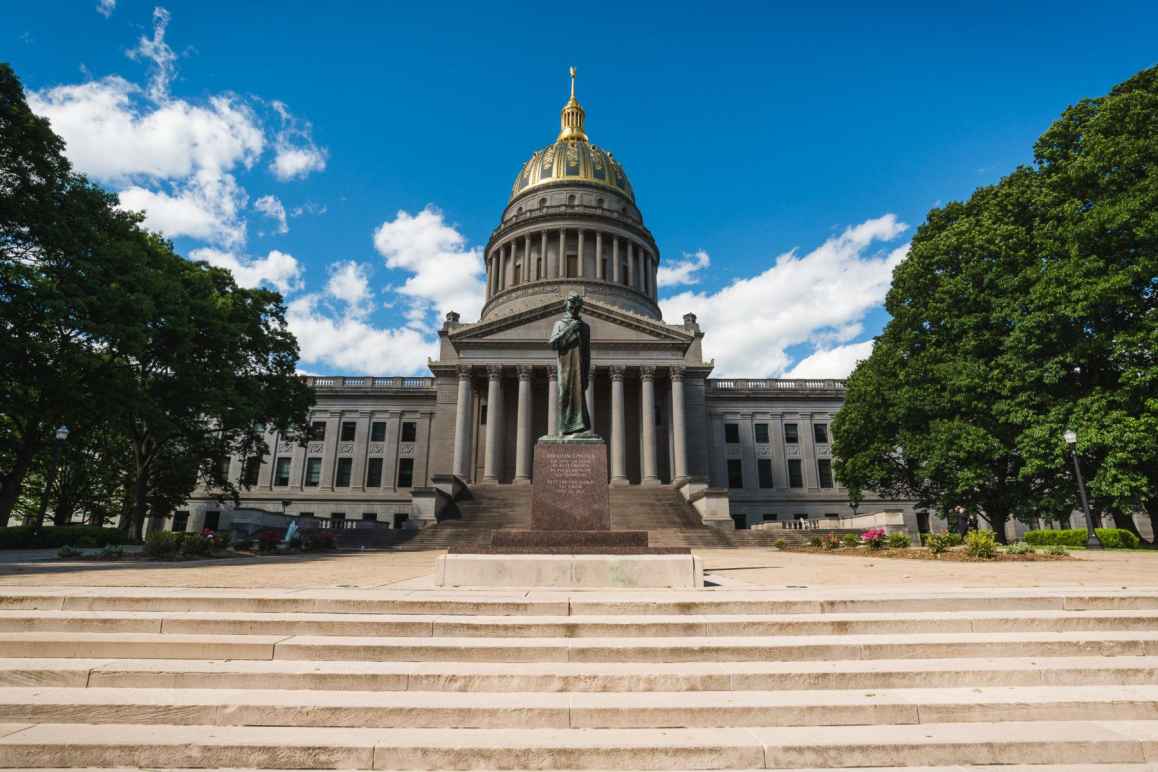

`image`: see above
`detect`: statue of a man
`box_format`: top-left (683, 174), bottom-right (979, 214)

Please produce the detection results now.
top-left (549, 292), bottom-right (592, 436)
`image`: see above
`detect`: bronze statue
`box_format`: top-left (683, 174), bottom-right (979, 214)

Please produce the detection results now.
top-left (549, 292), bottom-right (592, 436)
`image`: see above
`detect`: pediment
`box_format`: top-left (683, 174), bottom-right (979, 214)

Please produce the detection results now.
top-left (450, 298), bottom-right (693, 349)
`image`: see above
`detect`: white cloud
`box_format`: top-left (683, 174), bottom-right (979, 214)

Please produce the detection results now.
top-left (269, 100), bottom-right (327, 181)
top-left (325, 261), bottom-right (371, 308)
top-left (657, 249), bottom-right (710, 287)
top-left (660, 214), bottom-right (908, 377)
top-left (783, 340), bottom-right (875, 379)
top-left (254, 194), bottom-right (288, 234)
top-left (290, 201), bottom-right (327, 217)
top-left (125, 7), bottom-right (176, 103)
top-left (190, 247), bottom-right (302, 294)
top-left (120, 170), bottom-right (248, 246)
top-left (372, 205), bottom-right (486, 330)
top-left (96, 0), bottom-right (116, 17)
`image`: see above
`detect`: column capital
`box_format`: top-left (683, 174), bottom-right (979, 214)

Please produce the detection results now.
top-left (640, 365), bottom-right (656, 382)
top-left (609, 365), bottom-right (626, 382)
top-left (546, 366), bottom-right (558, 382)
top-left (669, 366), bottom-right (685, 382)
top-left (486, 364), bottom-right (503, 380)
top-left (516, 365), bottom-right (534, 381)
top-left (456, 365), bottom-right (473, 380)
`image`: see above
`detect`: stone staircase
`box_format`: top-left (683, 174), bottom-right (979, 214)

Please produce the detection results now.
top-left (1, 585), bottom-right (1158, 768)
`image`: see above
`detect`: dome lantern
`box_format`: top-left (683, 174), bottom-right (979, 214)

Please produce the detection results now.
top-left (557, 66), bottom-right (588, 142)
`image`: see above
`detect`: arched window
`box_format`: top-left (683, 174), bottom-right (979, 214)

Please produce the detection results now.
top-left (596, 197), bottom-right (604, 208)
top-left (539, 197), bottom-right (547, 208)
top-left (567, 194), bottom-right (576, 205)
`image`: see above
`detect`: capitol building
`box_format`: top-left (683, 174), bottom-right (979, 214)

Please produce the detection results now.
top-left (175, 76), bottom-right (920, 542)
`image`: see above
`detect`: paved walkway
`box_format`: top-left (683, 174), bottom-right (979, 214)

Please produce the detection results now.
top-left (0, 547), bottom-right (1153, 589)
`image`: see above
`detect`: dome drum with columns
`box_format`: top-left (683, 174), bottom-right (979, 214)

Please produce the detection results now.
top-left (482, 70), bottom-right (661, 321)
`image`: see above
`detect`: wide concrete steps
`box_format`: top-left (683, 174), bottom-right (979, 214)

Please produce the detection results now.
top-left (4, 588), bottom-right (1158, 769)
top-left (5, 721), bottom-right (1158, 769)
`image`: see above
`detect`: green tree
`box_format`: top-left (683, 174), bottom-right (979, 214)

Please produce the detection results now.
top-left (835, 66), bottom-right (1158, 542)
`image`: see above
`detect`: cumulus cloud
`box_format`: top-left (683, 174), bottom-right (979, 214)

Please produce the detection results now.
top-left (96, 0), bottom-right (116, 17)
top-left (657, 249), bottom-right (710, 287)
top-left (126, 7), bottom-right (177, 103)
top-left (783, 340), bottom-right (875, 379)
top-left (120, 170), bottom-right (248, 246)
top-left (372, 205), bottom-right (486, 330)
top-left (269, 100), bottom-right (327, 181)
top-left (325, 261), bottom-right (372, 308)
top-left (190, 247), bottom-right (302, 294)
top-left (660, 214), bottom-right (908, 377)
top-left (254, 194), bottom-right (288, 234)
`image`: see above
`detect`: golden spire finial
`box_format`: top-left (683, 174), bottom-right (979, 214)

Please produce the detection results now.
top-left (558, 66), bottom-right (587, 142)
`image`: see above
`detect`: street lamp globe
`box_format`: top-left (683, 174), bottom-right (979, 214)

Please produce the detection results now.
top-left (1063, 429), bottom-right (1077, 446)
top-left (55, 425), bottom-right (70, 442)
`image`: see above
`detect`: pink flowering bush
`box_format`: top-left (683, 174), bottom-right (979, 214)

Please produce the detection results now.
top-left (861, 527), bottom-right (887, 550)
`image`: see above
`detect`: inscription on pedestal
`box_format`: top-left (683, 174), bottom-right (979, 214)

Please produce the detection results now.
top-left (531, 439), bottom-right (610, 531)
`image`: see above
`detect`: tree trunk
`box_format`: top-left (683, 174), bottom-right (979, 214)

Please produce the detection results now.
top-left (0, 437), bottom-right (40, 527)
top-left (130, 470), bottom-right (148, 542)
top-left (1108, 509), bottom-right (1143, 539)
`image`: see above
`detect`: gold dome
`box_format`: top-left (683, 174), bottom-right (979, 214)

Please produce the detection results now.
top-left (509, 68), bottom-right (635, 202)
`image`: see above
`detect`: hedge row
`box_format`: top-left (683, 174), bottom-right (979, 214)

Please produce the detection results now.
top-left (1024, 528), bottom-right (1141, 549)
top-left (0, 526), bottom-right (133, 550)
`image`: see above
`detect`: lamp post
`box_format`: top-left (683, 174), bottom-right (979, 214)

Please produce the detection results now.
top-left (1064, 429), bottom-right (1102, 550)
top-left (33, 425), bottom-right (70, 535)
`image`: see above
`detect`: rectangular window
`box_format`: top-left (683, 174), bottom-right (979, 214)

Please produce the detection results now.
top-left (727, 459), bottom-right (744, 489)
top-left (304, 458), bottom-right (322, 487)
top-left (794, 512), bottom-right (809, 520)
top-left (757, 459), bottom-right (774, 489)
top-left (814, 423), bottom-right (829, 444)
top-left (788, 459), bottom-right (804, 488)
top-left (361, 512), bottom-right (377, 521)
top-left (397, 457), bottom-right (414, 488)
top-left (754, 423), bottom-right (769, 444)
top-left (242, 457), bottom-right (261, 486)
top-left (817, 458), bottom-right (834, 489)
top-left (370, 421), bottom-right (386, 442)
top-left (393, 513), bottom-right (409, 529)
top-left (172, 511), bottom-right (189, 532)
top-left (401, 421), bottom-right (417, 442)
top-left (335, 457), bottom-right (352, 487)
top-left (218, 457), bottom-right (231, 481)
top-left (340, 421), bottom-right (356, 442)
top-left (274, 457), bottom-right (291, 487)
top-left (724, 423), bottom-right (740, 443)
top-left (331, 512), bottom-right (346, 529)
top-left (299, 511), bottom-right (314, 519)
top-left (309, 421), bottom-right (326, 441)
top-left (365, 457), bottom-right (383, 488)
top-left (784, 423), bottom-right (799, 444)
top-left (763, 513), bottom-right (778, 522)
top-left (203, 511), bottom-right (220, 531)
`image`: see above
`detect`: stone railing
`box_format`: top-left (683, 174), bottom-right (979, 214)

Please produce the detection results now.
top-left (752, 510), bottom-right (907, 533)
top-left (707, 378), bottom-right (846, 394)
top-left (300, 376), bottom-right (435, 391)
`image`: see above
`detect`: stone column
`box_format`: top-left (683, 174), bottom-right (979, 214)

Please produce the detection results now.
top-left (640, 366), bottom-right (659, 486)
top-left (642, 253), bottom-right (650, 296)
top-left (514, 365), bottom-right (533, 484)
top-left (558, 227), bottom-right (566, 277)
top-left (522, 234), bottom-right (530, 284)
top-left (540, 230), bottom-right (548, 280)
top-left (482, 365), bottom-right (503, 482)
top-left (452, 366), bottom-right (473, 479)
top-left (610, 365), bottom-right (628, 485)
top-left (612, 237), bottom-right (621, 284)
top-left (670, 367), bottom-right (688, 482)
top-left (585, 365), bottom-right (596, 431)
top-left (547, 366), bottom-right (558, 437)
top-left (577, 229), bottom-right (585, 277)
top-left (595, 231), bottom-right (603, 279)
top-left (627, 242), bottom-right (636, 288)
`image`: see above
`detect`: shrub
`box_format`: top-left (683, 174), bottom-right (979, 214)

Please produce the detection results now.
top-left (820, 534), bottom-right (841, 550)
top-left (808, 536), bottom-right (822, 548)
top-left (0, 526), bottom-right (132, 550)
top-left (255, 529), bottom-right (282, 553)
top-left (925, 531), bottom-right (956, 555)
top-left (841, 533), bottom-right (860, 548)
top-left (1006, 541), bottom-right (1034, 555)
top-left (56, 545), bottom-right (81, 559)
top-left (202, 528), bottom-right (231, 550)
top-left (300, 530), bottom-right (337, 552)
top-left (887, 532), bottom-right (911, 549)
top-left (773, 538), bottom-right (786, 550)
top-left (1024, 528), bottom-right (1140, 549)
top-left (179, 532), bottom-right (213, 557)
top-left (143, 531), bottom-right (182, 559)
top-left (97, 544), bottom-right (124, 560)
top-left (1045, 544), bottom-right (1069, 556)
top-left (861, 528), bottom-right (887, 550)
top-left (965, 530), bottom-right (998, 559)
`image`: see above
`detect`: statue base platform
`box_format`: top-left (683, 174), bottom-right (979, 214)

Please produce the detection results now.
top-left (435, 552), bottom-right (703, 588)
top-left (491, 530), bottom-right (647, 548)
top-left (531, 435), bottom-right (610, 532)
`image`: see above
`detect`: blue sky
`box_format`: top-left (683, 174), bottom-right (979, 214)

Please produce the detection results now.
top-left (7, 2), bottom-right (1157, 376)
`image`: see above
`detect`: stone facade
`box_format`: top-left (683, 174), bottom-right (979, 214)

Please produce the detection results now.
top-left (175, 77), bottom-right (921, 537)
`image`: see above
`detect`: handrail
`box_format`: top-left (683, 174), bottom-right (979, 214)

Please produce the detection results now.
top-left (300, 376), bottom-right (435, 390)
top-left (707, 378), bottom-right (846, 392)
